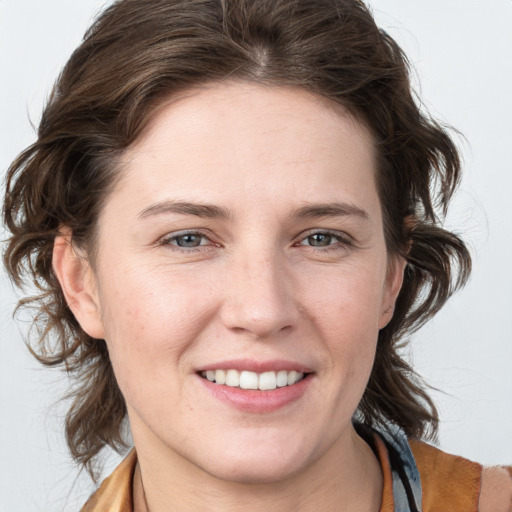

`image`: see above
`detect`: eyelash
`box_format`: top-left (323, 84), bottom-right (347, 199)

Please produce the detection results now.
top-left (293, 230), bottom-right (354, 252)
top-left (159, 230), bottom-right (217, 252)
top-left (159, 229), bottom-right (353, 253)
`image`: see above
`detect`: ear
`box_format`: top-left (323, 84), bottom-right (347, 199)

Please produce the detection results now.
top-left (52, 229), bottom-right (105, 339)
top-left (378, 255), bottom-right (407, 329)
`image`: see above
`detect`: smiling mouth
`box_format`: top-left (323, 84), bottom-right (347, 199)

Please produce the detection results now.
top-left (199, 369), bottom-right (307, 390)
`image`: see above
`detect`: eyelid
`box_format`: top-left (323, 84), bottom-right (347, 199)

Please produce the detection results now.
top-left (158, 229), bottom-right (219, 249)
top-left (294, 228), bottom-right (355, 248)
top-left (298, 228), bottom-right (353, 241)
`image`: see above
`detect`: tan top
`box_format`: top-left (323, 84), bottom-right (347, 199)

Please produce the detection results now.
top-left (81, 450), bottom-right (136, 511)
top-left (81, 440), bottom-right (511, 511)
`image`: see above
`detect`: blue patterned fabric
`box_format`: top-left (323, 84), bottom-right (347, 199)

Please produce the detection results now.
top-left (375, 423), bottom-right (423, 512)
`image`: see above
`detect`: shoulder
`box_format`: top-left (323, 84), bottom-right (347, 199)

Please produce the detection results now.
top-left (479, 466), bottom-right (512, 512)
top-left (409, 440), bottom-right (511, 512)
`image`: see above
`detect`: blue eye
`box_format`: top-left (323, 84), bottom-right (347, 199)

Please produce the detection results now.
top-left (305, 233), bottom-right (336, 247)
top-left (173, 233), bottom-right (205, 248)
top-left (160, 231), bottom-right (211, 250)
top-left (296, 230), bottom-right (353, 251)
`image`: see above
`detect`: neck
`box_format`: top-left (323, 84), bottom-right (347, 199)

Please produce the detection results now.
top-left (132, 425), bottom-right (382, 512)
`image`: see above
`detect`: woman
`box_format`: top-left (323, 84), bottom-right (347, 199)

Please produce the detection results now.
top-left (3, 0), bottom-right (511, 510)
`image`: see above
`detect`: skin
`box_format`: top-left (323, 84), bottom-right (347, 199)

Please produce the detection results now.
top-left (53, 82), bottom-right (406, 511)
top-left (479, 467), bottom-right (512, 512)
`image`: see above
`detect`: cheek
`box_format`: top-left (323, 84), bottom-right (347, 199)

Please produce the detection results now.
top-left (306, 262), bottom-right (387, 334)
top-left (96, 261), bottom-right (219, 381)
top-left (306, 265), bottom-right (384, 385)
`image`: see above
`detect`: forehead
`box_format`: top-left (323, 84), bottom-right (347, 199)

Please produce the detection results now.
top-left (112, 81), bottom-right (380, 220)
top-left (132, 81), bottom-right (375, 156)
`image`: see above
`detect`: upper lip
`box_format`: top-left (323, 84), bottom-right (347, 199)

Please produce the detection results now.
top-left (198, 359), bottom-right (314, 374)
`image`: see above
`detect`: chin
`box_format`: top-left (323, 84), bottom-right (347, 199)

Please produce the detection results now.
top-left (192, 432), bottom-right (318, 485)
top-left (204, 454), bottom-right (309, 485)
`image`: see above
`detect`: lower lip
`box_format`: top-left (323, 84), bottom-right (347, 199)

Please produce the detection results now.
top-left (199, 374), bottom-right (313, 413)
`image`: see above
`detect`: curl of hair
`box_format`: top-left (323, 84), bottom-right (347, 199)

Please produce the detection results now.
top-left (3, 0), bottom-right (471, 478)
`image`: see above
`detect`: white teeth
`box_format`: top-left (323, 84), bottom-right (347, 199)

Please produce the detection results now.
top-left (225, 369), bottom-right (240, 387)
top-left (276, 370), bottom-right (288, 387)
top-left (214, 369), bottom-right (226, 385)
top-left (202, 369), bottom-right (305, 389)
top-left (287, 370), bottom-right (299, 385)
top-left (259, 371), bottom-right (277, 390)
top-left (240, 371), bottom-right (259, 390)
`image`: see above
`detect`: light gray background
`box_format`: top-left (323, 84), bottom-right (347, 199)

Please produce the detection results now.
top-left (1, 1), bottom-right (511, 510)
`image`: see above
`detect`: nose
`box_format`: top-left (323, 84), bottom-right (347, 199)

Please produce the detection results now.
top-left (220, 249), bottom-right (300, 339)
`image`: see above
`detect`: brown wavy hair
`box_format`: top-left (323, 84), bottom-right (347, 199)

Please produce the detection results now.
top-left (3, 0), bottom-right (471, 478)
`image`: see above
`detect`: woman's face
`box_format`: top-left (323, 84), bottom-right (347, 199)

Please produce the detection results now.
top-left (75, 82), bottom-right (404, 483)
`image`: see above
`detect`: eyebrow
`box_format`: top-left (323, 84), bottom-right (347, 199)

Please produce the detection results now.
top-left (137, 200), bottom-right (368, 222)
top-left (292, 203), bottom-right (369, 221)
top-left (138, 200), bottom-right (231, 220)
